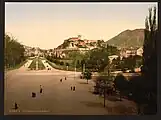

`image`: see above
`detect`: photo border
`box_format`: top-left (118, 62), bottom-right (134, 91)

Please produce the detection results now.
top-left (1, 0), bottom-right (160, 120)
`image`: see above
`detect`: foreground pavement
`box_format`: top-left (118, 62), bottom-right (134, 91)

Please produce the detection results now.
top-left (5, 65), bottom-right (110, 115)
top-left (4, 60), bottom-right (137, 115)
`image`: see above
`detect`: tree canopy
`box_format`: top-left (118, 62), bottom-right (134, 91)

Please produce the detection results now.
top-left (5, 33), bottom-right (26, 68)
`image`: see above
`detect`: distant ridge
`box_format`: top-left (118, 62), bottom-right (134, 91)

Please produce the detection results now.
top-left (106, 29), bottom-right (144, 49)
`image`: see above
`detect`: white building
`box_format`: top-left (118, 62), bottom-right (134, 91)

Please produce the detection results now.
top-left (136, 47), bottom-right (143, 56)
top-left (108, 55), bottom-right (119, 63)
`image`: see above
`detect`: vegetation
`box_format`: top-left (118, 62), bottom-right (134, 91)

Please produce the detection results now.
top-left (6, 59), bottom-right (28, 71)
top-left (111, 55), bottom-right (142, 71)
top-left (5, 33), bottom-right (26, 70)
top-left (113, 74), bottom-right (129, 101)
top-left (113, 6), bottom-right (157, 115)
top-left (28, 58), bottom-right (45, 70)
top-left (140, 6), bottom-right (157, 114)
top-left (46, 60), bottom-right (82, 72)
top-left (83, 70), bottom-right (92, 84)
top-left (38, 58), bottom-right (45, 70)
top-left (84, 44), bottom-right (119, 72)
top-left (28, 58), bottom-right (37, 70)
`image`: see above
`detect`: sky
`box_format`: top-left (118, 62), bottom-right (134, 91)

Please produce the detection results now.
top-left (5, 2), bottom-right (158, 49)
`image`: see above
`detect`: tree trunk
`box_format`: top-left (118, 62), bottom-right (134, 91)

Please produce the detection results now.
top-left (119, 92), bottom-right (122, 101)
top-left (104, 88), bottom-right (106, 107)
top-left (137, 104), bottom-right (141, 115)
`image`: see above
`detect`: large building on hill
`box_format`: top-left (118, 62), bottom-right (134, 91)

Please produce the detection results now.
top-left (62, 35), bottom-right (99, 50)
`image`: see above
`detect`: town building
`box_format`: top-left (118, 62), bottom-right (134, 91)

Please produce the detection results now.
top-left (136, 47), bottom-right (143, 56)
top-left (108, 55), bottom-right (119, 63)
top-left (120, 48), bottom-right (137, 58)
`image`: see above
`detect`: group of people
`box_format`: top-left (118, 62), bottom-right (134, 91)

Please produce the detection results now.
top-left (60, 77), bottom-right (66, 82)
top-left (71, 86), bottom-right (76, 91)
top-left (60, 77), bottom-right (76, 91)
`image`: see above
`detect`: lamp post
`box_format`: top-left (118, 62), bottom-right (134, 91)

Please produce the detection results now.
top-left (74, 61), bottom-right (76, 80)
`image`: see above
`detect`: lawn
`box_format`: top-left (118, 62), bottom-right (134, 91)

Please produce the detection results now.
top-left (46, 60), bottom-right (82, 72)
top-left (28, 58), bottom-right (46, 70)
top-left (38, 59), bottom-right (45, 70)
top-left (28, 58), bottom-right (37, 70)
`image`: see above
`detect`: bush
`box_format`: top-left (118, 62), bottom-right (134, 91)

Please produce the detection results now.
top-left (60, 61), bottom-right (64, 65)
top-left (83, 70), bottom-right (92, 83)
top-left (66, 62), bottom-right (69, 66)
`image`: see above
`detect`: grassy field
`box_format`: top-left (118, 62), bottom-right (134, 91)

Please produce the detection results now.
top-left (38, 59), bottom-right (45, 70)
top-left (28, 58), bottom-right (37, 70)
top-left (5, 60), bottom-right (28, 71)
top-left (46, 60), bottom-right (82, 72)
top-left (28, 58), bottom-right (46, 70)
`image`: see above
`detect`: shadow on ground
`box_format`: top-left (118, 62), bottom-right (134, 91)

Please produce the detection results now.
top-left (78, 81), bottom-right (89, 84)
top-left (105, 105), bottom-right (137, 115)
top-left (106, 96), bottom-right (122, 102)
top-left (80, 101), bottom-right (104, 108)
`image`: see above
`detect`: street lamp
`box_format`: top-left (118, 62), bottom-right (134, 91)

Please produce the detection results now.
top-left (103, 60), bottom-right (111, 108)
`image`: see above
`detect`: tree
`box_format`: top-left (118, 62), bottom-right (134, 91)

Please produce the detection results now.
top-left (141, 6), bottom-right (157, 114)
top-left (128, 75), bottom-right (144, 114)
top-left (128, 6), bottom-right (157, 115)
top-left (60, 61), bottom-right (64, 65)
top-left (86, 47), bottom-right (110, 72)
top-left (114, 73), bottom-right (128, 101)
top-left (5, 33), bottom-right (26, 68)
top-left (83, 69), bottom-right (92, 84)
top-left (66, 62), bottom-right (69, 66)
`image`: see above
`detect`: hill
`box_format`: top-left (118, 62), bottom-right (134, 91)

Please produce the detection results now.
top-left (106, 29), bottom-right (144, 49)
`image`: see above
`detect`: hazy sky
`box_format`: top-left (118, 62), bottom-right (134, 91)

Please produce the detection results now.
top-left (5, 2), bottom-right (157, 49)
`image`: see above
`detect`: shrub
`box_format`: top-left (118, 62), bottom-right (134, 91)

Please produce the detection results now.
top-left (66, 62), bottom-right (69, 66)
top-left (60, 61), bottom-right (64, 65)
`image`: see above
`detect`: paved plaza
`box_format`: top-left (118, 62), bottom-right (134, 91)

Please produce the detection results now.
top-left (4, 59), bottom-right (137, 115)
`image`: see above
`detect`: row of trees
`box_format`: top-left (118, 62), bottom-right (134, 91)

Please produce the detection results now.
top-left (5, 33), bottom-right (26, 68)
top-left (46, 55), bottom-right (69, 66)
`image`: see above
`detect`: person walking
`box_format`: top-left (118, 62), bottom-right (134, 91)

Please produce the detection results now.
top-left (65, 77), bottom-right (66, 80)
top-left (14, 102), bottom-right (18, 109)
top-left (73, 86), bottom-right (76, 91)
top-left (60, 79), bottom-right (62, 82)
top-left (71, 86), bottom-right (73, 90)
top-left (32, 92), bottom-right (36, 97)
top-left (40, 85), bottom-right (43, 93)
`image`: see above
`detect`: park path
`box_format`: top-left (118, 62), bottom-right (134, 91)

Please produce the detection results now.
top-left (41, 60), bottom-right (53, 70)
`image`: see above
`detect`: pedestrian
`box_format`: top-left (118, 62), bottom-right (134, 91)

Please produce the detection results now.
top-left (14, 102), bottom-right (18, 109)
top-left (71, 86), bottom-right (73, 90)
top-left (60, 79), bottom-right (62, 82)
top-left (73, 86), bottom-right (76, 91)
top-left (65, 77), bottom-right (66, 80)
top-left (32, 92), bottom-right (36, 98)
top-left (40, 85), bottom-right (43, 93)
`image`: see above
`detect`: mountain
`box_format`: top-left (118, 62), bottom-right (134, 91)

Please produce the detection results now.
top-left (106, 29), bottom-right (144, 49)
